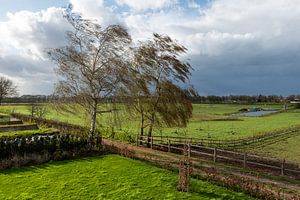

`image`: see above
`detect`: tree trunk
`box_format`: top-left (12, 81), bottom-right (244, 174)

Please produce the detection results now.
top-left (147, 113), bottom-right (155, 146)
top-left (147, 112), bottom-right (155, 137)
top-left (140, 112), bottom-right (144, 145)
top-left (88, 100), bottom-right (97, 148)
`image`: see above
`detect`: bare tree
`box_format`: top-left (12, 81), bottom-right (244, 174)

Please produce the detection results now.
top-left (0, 76), bottom-right (18, 105)
top-left (123, 33), bottom-right (195, 139)
top-left (47, 11), bottom-right (131, 146)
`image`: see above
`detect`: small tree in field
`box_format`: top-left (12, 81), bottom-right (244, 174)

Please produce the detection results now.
top-left (123, 34), bottom-right (195, 139)
top-left (47, 11), bottom-right (131, 146)
top-left (28, 104), bottom-right (48, 118)
top-left (0, 76), bottom-right (18, 105)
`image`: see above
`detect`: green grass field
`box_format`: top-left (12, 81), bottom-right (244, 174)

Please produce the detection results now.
top-left (0, 154), bottom-right (253, 200)
top-left (242, 132), bottom-right (300, 163)
top-left (162, 110), bottom-right (300, 139)
top-left (1, 103), bottom-right (300, 163)
top-left (0, 103), bottom-right (299, 140)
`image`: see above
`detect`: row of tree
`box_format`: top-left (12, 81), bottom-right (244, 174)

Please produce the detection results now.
top-left (2, 93), bottom-right (300, 105)
top-left (192, 95), bottom-right (300, 104)
top-left (47, 10), bottom-right (195, 146)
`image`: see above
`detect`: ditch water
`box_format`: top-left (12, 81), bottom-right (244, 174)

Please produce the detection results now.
top-left (231, 110), bottom-right (277, 117)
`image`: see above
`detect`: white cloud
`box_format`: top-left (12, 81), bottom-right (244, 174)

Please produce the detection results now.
top-left (70, 0), bottom-right (119, 27)
top-left (115, 0), bottom-right (177, 11)
top-left (0, 7), bottom-right (69, 94)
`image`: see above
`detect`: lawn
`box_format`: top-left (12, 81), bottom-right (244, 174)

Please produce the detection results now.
top-left (0, 154), bottom-right (253, 200)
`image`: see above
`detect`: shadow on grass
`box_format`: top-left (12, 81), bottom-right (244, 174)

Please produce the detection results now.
top-left (0, 154), bottom-right (108, 175)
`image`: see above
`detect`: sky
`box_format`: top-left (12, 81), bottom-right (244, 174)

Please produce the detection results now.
top-left (0, 0), bottom-right (300, 96)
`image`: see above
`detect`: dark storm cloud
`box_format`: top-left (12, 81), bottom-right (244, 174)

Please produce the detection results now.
top-left (190, 46), bottom-right (300, 95)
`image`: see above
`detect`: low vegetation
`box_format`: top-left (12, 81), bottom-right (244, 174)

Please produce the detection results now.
top-left (0, 128), bottom-right (58, 138)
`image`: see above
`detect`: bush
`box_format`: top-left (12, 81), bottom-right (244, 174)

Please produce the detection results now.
top-left (0, 134), bottom-right (102, 169)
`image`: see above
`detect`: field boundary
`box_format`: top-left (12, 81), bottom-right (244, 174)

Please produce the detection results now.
top-left (153, 126), bottom-right (300, 148)
top-left (137, 135), bottom-right (300, 179)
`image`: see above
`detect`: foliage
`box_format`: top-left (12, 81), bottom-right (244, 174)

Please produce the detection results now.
top-left (123, 33), bottom-right (195, 138)
top-left (0, 155), bottom-right (253, 199)
top-left (47, 10), bottom-right (132, 145)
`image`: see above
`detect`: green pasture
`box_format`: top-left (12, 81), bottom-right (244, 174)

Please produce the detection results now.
top-left (242, 132), bottom-right (300, 163)
top-left (0, 103), bottom-right (299, 141)
top-left (192, 103), bottom-right (282, 115)
top-left (0, 154), bottom-right (253, 200)
top-left (162, 110), bottom-right (300, 139)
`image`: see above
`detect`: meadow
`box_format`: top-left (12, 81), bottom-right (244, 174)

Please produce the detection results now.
top-left (1, 103), bottom-right (299, 162)
top-left (242, 132), bottom-right (300, 163)
top-left (0, 103), bottom-right (299, 140)
top-left (0, 154), bottom-right (253, 200)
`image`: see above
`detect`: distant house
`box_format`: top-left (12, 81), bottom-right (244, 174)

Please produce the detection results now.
top-left (290, 99), bottom-right (300, 104)
top-left (224, 100), bottom-right (237, 103)
top-left (239, 107), bottom-right (262, 112)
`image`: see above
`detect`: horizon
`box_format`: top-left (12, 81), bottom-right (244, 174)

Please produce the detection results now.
top-left (0, 0), bottom-right (300, 96)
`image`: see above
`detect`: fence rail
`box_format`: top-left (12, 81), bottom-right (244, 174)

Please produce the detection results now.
top-left (148, 127), bottom-right (300, 148)
top-left (137, 135), bottom-right (300, 179)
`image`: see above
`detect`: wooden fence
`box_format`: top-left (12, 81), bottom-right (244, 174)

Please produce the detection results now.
top-left (143, 127), bottom-right (300, 148)
top-left (137, 135), bottom-right (300, 179)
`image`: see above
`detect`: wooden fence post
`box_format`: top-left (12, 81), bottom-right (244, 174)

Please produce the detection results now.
top-left (136, 133), bottom-right (139, 146)
top-left (150, 136), bottom-right (153, 149)
top-left (281, 159), bottom-right (285, 176)
top-left (213, 147), bottom-right (217, 162)
top-left (243, 152), bottom-right (247, 168)
top-left (168, 139), bottom-right (171, 152)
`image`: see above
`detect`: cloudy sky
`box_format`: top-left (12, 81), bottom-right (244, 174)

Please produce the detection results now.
top-left (0, 0), bottom-right (300, 96)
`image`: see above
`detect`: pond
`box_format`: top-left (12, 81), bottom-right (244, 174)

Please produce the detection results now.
top-left (230, 110), bottom-right (278, 117)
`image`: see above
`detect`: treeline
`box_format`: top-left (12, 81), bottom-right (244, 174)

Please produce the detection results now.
top-left (2, 94), bottom-right (300, 104)
top-left (2, 95), bottom-right (50, 104)
top-left (191, 95), bottom-right (300, 104)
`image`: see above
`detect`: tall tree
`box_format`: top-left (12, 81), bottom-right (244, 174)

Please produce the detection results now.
top-left (47, 11), bottom-right (131, 146)
top-left (123, 33), bottom-right (195, 139)
top-left (0, 76), bottom-right (18, 105)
